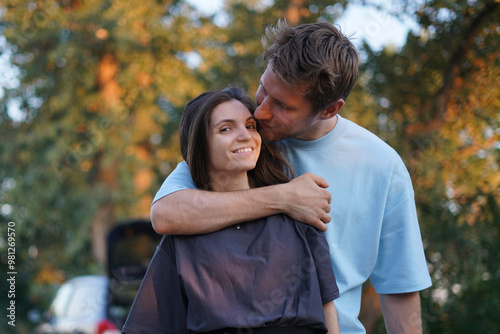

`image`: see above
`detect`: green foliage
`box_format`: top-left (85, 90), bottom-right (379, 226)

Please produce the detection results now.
top-left (0, 0), bottom-right (216, 329)
top-left (361, 0), bottom-right (500, 332)
top-left (419, 191), bottom-right (500, 333)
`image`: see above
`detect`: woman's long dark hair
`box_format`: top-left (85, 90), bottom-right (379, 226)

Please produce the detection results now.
top-left (179, 87), bottom-right (294, 191)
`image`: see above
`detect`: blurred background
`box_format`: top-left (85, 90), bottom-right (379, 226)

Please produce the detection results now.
top-left (0, 0), bottom-right (499, 333)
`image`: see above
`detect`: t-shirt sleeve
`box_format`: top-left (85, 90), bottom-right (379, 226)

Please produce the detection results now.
top-left (122, 236), bottom-right (188, 334)
top-left (369, 160), bottom-right (432, 294)
top-left (306, 227), bottom-right (340, 304)
top-left (152, 161), bottom-right (196, 204)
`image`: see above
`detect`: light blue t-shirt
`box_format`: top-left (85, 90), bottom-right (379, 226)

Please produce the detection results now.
top-left (153, 115), bottom-right (432, 334)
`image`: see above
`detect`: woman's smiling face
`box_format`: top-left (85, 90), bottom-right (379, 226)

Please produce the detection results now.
top-left (207, 99), bottom-right (262, 191)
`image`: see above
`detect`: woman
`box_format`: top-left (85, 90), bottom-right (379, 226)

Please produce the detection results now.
top-left (122, 87), bottom-right (340, 334)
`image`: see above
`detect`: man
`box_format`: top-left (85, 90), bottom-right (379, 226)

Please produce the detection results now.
top-left (151, 20), bottom-right (431, 333)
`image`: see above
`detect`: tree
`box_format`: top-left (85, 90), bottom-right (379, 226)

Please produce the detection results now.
top-left (361, 0), bottom-right (500, 332)
top-left (0, 1), bottom-right (219, 330)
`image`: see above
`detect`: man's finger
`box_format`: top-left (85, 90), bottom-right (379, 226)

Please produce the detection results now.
top-left (321, 212), bottom-right (332, 224)
top-left (322, 189), bottom-right (332, 204)
top-left (306, 173), bottom-right (329, 188)
top-left (315, 220), bottom-right (328, 232)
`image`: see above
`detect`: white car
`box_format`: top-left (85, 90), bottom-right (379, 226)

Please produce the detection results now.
top-left (34, 220), bottom-right (162, 334)
top-left (34, 275), bottom-right (121, 334)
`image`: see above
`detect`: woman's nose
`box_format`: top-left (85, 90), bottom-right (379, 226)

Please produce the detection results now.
top-left (237, 127), bottom-right (252, 141)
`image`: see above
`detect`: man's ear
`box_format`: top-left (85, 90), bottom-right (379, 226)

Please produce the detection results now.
top-left (320, 99), bottom-right (345, 120)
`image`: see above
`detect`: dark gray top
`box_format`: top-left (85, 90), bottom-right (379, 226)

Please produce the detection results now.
top-left (122, 214), bottom-right (339, 333)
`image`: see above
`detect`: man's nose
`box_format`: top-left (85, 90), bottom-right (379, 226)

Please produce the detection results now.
top-left (254, 100), bottom-right (272, 120)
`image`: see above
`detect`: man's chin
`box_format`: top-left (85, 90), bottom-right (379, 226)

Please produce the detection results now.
top-left (260, 129), bottom-right (285, 142)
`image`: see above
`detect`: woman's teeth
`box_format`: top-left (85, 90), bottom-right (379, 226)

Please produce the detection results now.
top-left (234, 148), bottom-right (253, 153)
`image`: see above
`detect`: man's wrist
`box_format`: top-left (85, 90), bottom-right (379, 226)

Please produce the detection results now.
top-left (262, 183), bottom-right (290, 215)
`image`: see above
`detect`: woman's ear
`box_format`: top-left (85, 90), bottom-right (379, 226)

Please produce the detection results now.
top-left (320, 99), bottom-right (345, 120)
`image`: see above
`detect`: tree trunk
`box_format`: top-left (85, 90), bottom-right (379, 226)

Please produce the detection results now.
top-left (90, 52), bottom-right (121, 269)
top-left (91, 201), bottom-right (115, 269)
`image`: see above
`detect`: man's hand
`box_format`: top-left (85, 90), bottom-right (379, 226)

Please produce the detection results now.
top-left (280, 173), bottom-right (332, 231)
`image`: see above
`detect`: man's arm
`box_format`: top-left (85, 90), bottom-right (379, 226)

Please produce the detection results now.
top-left (323, 301), bottom-right (340, 334)
top-left (151, 173), bottom-right (332, 235)
top-left (379, 292), bottom-right (423, 334)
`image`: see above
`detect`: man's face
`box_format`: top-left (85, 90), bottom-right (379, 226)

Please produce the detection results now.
top-left (254, 64), bottom-right (323, 142)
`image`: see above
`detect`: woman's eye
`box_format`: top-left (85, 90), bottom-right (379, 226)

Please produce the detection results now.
top-left (220, 127), bottom-right (230, 132)
top-left (246, 124), bottom-right (256, 130)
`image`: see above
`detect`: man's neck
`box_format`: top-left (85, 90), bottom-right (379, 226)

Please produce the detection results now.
top-left (295, 115), bottom-right (338, 141)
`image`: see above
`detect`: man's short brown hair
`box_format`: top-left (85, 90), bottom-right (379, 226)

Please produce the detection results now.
top-left (262, 19), bottom-right (359, 113)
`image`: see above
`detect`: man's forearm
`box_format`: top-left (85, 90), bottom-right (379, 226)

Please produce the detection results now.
top-left (151, 186), bottom-right (285, 235)
top-left (151, 172), bottom-right (332, 235)
top-left (323, 301), bottom-right (340, 334)
top-left (379, 292), bottom-right (423, 334)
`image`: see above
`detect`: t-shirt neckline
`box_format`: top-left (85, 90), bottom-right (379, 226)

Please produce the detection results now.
top-left (284, 114), bottom-right (347, 150)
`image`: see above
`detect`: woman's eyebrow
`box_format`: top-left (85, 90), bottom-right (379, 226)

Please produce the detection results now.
top-left (213, 119), bottom-right (236, 127)
top-left (214, 115), bottom-right (255, 127)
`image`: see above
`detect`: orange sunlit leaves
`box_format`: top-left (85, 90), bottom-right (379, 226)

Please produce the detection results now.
top-left (95, 28), bottom-right (109, 40)
top-left (98, 54), bottom-right (122, 104)
top-left (35, 263), bottom-right (66, 285)
top-left (136, 71), bottom-right (153, 88)
top-left (80, 160), bottom-right (92, 172)
top-left (134, 169), bottom-right (153, 195)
